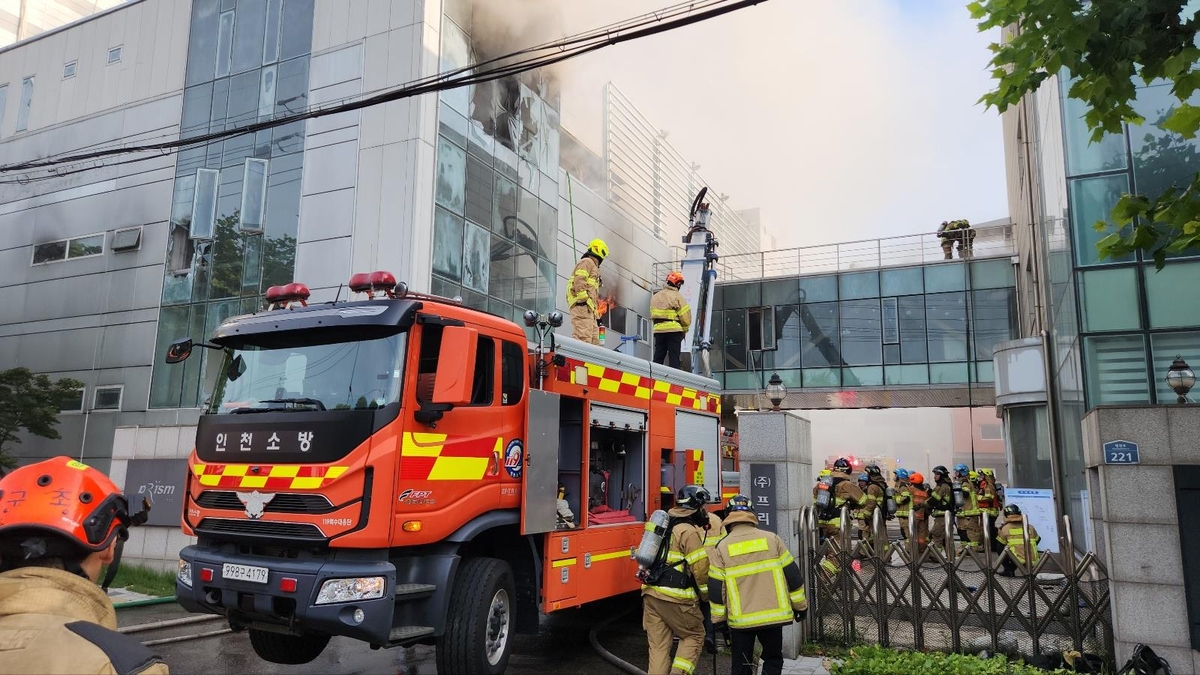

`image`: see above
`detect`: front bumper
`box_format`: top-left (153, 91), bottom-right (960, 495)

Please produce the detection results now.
top-left (176, 545), bottom-right (396, 646)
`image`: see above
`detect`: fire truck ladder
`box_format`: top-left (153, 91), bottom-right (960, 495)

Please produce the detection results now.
top-left (679, 188), bottom-right (720, 377)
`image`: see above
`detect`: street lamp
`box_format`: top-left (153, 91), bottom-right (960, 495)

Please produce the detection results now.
top-left (766, 373), bottom-right (787, 411)
top-left (1167, 355), bottom-right (1196, 404)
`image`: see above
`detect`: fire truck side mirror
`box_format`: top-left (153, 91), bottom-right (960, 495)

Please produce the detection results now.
top-left (431, 326), bottom-right (478, 407)
top-left (165, 338), bottom-right (193, 364)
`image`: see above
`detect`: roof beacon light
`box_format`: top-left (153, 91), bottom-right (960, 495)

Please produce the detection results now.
top-left (348, 270), bottom-right (405, 299)
top-left (265, 282), bottom-right (311, 310)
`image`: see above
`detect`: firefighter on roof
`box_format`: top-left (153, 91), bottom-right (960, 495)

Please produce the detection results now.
top-left (0, 457), bottom-right (167, 675)
top-left (709, 494), bottom-right (807, 675)
top-left (642, 485), bottom-right (711, 675)
top-left (566, 239), bottom-right (607, 344)
top-left (651, 271), bottom-right (692, 368)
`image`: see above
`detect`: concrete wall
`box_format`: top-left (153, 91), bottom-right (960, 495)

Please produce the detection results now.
top-left (108, 422), bottom-right (198, 573)
top-left (0, 0), bottom-right (187, 466)
top-left (1083, 405), bottom-right (1200, 671)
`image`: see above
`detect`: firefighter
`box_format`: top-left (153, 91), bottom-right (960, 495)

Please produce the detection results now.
top-left (701, 506), bottom-right (726, 655)
top-left (651, 270), bottom-right (692, 369)
top-left (927, 465), bottom-right (955, 556)
top-left (937, 219), bottom-right (974, 259)
top-left (566, 239), bottom-right (608, 344)
top-left (906, 472), bottom-right (931, 556)
top-left (642, 485), bottom-right (711, 675)
top-left (995, 504), bottom-right (1041, 576)
top-left (709, 495), bottom-right (807, 675)
top-left (817, 458), bottom-right (867, 575)
top-left (893, 468), bottom-right (912, 542)
top-left (0, 457), bottom-right (167, 675)
top-left (957, 467), bottom-right (983, 551)
top-left (975, 469), bottom-right (1000, 550)
top-left (854, 469), bottom-right (884, 542)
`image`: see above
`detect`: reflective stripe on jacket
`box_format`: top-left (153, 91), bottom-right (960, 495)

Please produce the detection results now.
top-left (566, 256), bottom-right (600, 312)
top-left (650, 286), bottom-right (691, 333)
top-left (929, 482), bottom-right (953, 516)
top-left (995, 516), bottom-right (1041, 565)
top-left (854, 483), bottom-right (883, 520)
top-left (642, 507), bottom-right (710, 604)
top-left (959, 481), bottom-right (981, 516)
top-left (894, 483), bottom-right (912, 516)
top-left (708, 512), bottom-right (806, 629)
top-left (977, 480), bottom-right (999, 517)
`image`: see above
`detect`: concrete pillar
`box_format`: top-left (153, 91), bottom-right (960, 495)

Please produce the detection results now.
top-left (1082, 405), bottom-right (1200, 672)
top-left (736, 410), bottom-right (812, 658)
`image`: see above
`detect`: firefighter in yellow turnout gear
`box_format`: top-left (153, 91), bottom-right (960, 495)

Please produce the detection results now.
top-left (642, 486), bottom-right (711, 675)
top-left (995, 504), bottom-right (1041, 576)
top-left (651, 270), bottom-right (692, 368)
top-left (815, 458), bottom-right (868, 575)
top-left (566, 239), bottom-right (607, 344)
top-left (708, 495), bottom-right (807, 675)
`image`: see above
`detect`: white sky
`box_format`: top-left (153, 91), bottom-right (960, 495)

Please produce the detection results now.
top-left (552, 0), bottom-right (1008, 250)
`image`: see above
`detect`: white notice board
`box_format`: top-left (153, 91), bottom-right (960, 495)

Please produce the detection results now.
top-left (1003, 488), bottom-right (1059, 553)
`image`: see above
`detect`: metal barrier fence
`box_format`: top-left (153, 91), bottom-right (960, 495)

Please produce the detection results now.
top-left (796, 506), bottom-right (1115, 668)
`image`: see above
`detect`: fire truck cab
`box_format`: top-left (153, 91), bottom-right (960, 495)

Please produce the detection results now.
top-left (170, 275), bottom-right (724, 674)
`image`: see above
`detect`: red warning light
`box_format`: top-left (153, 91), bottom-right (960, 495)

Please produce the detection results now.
top-left (265, 282), bottom-right (311, 309)
top-left (347, 270), bottom-right (401, 299)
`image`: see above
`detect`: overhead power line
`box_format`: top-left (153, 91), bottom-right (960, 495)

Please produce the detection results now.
top-left (0, 0), bottom-right (768, 182)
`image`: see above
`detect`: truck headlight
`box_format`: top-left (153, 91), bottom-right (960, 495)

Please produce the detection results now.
top-left (315, 577), bottom-right (385, 605)
top-left (177, 560), bottom-right (193, 588)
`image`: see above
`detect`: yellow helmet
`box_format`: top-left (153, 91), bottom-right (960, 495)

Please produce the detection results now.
top-left (819, 469), bottom-right (831, 477)
top-left (588, 238), bottom-right (609, 260)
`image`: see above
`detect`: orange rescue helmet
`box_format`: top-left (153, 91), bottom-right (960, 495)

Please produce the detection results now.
top-left (666, 270), bottom-right (685, 287)
top-left (0, 456), bottom-right (149, 558)
top-left (908, 472), bottom-right (925, 485)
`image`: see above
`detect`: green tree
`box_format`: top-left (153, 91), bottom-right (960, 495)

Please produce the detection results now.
top-left (0, 368), bottom-right (85, 469)
top-left (970, 0), bottom-right (1200, 267)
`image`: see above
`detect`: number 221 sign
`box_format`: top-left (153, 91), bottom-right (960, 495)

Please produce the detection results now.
top-left (1103, 440), bottom-right (1140, 465)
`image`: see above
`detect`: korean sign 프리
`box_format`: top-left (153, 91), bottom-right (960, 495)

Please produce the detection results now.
top-left (749, 463), bottom-right (778, 535)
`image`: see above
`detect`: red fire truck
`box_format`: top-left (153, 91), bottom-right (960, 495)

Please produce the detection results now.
top-left (168, 271), bottom-right (726, 674)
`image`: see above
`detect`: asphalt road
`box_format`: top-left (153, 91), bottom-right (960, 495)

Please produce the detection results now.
top-left (116, 594), bottom-right (742, 675)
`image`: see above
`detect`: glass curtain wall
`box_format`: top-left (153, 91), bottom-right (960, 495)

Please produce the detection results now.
top-left (149, 0), bottom-right (315, 408)
top-left (711, 259), bottom-right (1017, 390)
top-left (432, 13), bottom-right (559, 327)
top-left (1063, 71), bottom-right (1200, 408)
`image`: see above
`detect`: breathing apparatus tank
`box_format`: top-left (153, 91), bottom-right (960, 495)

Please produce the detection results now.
top-left (815, 474), bottom-right (834, 511)
top-left (952, 479), bottom-right (965, 509)
top-left (885, 486), bottom-right (897, 516)
top-left (634, 509), bottom-right (671, 576)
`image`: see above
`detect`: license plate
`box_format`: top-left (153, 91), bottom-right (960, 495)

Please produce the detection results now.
top-left (222, 563), bottom-right (269, 584)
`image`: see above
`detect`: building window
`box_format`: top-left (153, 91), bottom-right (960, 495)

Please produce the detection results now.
top-left (93, 386), bottom-right (123, 411)
top-left (980, 423), bottom-right (1003, 440)
top-left (31, 234), bottom-right (105, 265)
top-left (59, 388), bottom-right (85, 413)
top-left (0, 84), bottom-right (8, 134)
top-left (216, 11), bottom-right (234, 77)
top-left (190, 168), bottom-right (220, 239)
top-left (1083, 334), bottom-right (1150, 405)
top-left (63, 61), bottom-right (77, 79)
top-left (108, 46), bottom-right (123, 64)
top-left (15, 77), bottom-right (33, 132)
top-left (111, 227), bottom-right (143, 252)
top-left (240, 159), bottom-right (269, 230)
top-left (637, 314), bottom-right (650, 344)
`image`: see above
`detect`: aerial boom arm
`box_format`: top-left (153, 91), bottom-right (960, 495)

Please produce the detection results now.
top-left (679, 188), bottom-right (720, 377)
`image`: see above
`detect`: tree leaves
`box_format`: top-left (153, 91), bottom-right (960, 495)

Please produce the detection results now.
top-left (974, 0), bottom-right (1200, 265)
top-left (0, 368), bottom-right (85, 468)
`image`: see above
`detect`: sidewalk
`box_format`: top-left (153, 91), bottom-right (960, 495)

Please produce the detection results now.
top-left (781, 656), bottom-right (833, 675)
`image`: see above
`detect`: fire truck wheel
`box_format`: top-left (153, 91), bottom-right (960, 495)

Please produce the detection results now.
top-left (436, 557), bottom-right (515, 675)
top-left (248, 629), bottom-right (331, 665)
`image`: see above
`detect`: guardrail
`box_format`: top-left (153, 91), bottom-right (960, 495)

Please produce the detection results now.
top-left (653, 223), bottom-right (1015, 284)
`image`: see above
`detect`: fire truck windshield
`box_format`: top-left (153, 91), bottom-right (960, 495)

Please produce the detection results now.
top-left (208, 333), bottom-right (407, 414)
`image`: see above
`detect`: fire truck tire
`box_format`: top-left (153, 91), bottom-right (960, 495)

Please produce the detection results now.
top-left (436, 557), bottom-right (515, 675)
top-left (248, 629), bottom-right (331, 665)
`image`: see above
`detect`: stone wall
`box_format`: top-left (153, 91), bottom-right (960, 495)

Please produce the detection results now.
top-left (1082, 405), bottom-right (1200, 671)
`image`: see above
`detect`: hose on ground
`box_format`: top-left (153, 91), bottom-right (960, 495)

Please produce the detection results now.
top-left (119, 613), bottom-right (223, 634)
top-left (113, 596), bottom-right (177, 609)
top-left (589, 609), bottom-right (647, 675)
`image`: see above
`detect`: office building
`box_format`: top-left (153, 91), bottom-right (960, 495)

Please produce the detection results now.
top-left (0, 0), bottom-right (128, 47)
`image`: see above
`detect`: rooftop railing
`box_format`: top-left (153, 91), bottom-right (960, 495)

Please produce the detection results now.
top-left (652, 222), bottom-right (1016, 284)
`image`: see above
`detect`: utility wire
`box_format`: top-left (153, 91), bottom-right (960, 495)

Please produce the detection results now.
top-left (0, 0), bottom-right (767, 181)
